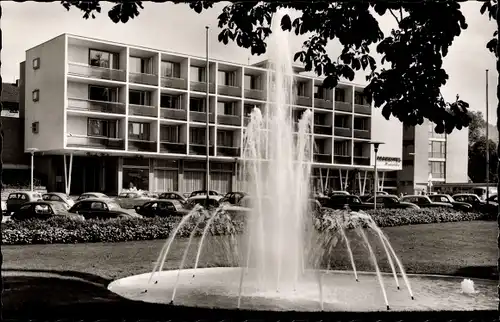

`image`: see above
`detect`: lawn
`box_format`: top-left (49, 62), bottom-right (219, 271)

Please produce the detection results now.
top-left (2, 220), bottom-right (498, 318)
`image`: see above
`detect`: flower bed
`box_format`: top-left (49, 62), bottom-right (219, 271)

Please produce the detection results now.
top-left (2, 207), bottom-right (494, 245)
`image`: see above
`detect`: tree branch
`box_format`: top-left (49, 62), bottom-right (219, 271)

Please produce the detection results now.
top-left (389, 8), bottom-right (400, 25)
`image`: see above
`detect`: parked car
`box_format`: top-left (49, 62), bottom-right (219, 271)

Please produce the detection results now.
top-left (315, 196), bottom-right (330, 207)
top-left (189, 190), bottom-right (222, 200)
top-left (185, 196), bottom-right (221, 210)
top-left (68, 198), bottom-right (142, 220)
top-left (6, 191), bottom-right (44, 215)
top-left (134, 199), bottom-right (189, 217)
top-left (427, 194), bottom-right (472, 211)
top-left (220, 192), bottom-right (248, 205)
top-left (486, 194), bottom-right (497, 203)
top-left (115, 191), bottom-right (154, 209)
top-left (1, 200), bottom-right (6, 215)
top-left (325, 195), bottom-right (379, 211)
top-left (327, 191), bottom-right (350, 196)
top-left (452, 193), bottom-right (498, 214)
top-left (11, 201), bottom-right (84, 221)
top-left (157, 191), bottom-right (187, 204)
top-left (399, 195), bottom-right (453, 208)
top-left (366, 195), bottom-right (420, 209)
top-left (77, 192), bottom-right (110, 201)
top-left (42, 192), bottom-right (75, 210)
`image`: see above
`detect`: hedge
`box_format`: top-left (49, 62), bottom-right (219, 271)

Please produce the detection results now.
top-left (2, 207), bottom-right (494, 245)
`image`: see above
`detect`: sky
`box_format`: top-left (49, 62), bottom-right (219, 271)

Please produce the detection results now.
top-left (2, 1), bottom-right (498, 123)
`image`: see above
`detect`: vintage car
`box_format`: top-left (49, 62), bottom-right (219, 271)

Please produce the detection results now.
top-left (399, 195), bottom-right (453, 208)
top-left (68, 198), bottom-right (142, 220)
top-left (366, 195), bottom-right (420, 209)
top-left (76, 192), bottom-right (110, 201)
top-left (157, 191), bottom-right (187, 204)
top-left (42, 192), bottom-right (75, 210)
top-left (115, 191), bottom-right (154, 209)
top-left (6, 191), bottom-right (44, 215)
top-left (428, 194), bottom-right (473, 211)
top-left (12, 201), bottom-right (84, 221)
top-left (134, 199), bottom-right (189, 217)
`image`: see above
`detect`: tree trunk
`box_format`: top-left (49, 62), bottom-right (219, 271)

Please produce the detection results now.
top-left (496, 1), bottom-right (500, 311)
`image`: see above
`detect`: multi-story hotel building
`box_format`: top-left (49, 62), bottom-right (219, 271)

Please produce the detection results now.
top-left (20, 34), bottom-right (404, 196)
top-left (398, 121), bottom-right (468, 194)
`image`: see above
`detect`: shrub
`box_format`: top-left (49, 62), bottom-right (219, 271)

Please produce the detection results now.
top-left (1, 207), bottom-right (493, 245)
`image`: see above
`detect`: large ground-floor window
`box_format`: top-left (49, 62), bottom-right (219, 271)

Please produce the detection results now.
top-left (123, 168), bottom-right (149, 191)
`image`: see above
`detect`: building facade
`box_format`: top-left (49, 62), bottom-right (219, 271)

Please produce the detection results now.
top-left (398, 121), bottom-right (469, 195)
top-left (21, 34), bottom-right (404, 196)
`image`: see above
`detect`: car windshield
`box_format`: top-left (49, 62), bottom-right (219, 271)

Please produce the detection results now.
top-left (50, 203), bottom-right (67, 214)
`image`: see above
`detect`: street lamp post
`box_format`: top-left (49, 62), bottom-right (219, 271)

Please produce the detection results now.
top-left (205, 26), bottom-right (210, 207)
top-left (369, 141), bottom-right (384, 211)
top-left (26, 148), bottom-right (39, 192)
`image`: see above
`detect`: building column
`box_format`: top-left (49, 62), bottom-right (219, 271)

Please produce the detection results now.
top-left (149, 158), bottom-right (155, 192)
top-left (178, 159), bottom-right (184, 193)
top-left (117, 157), bottom-right (123, 194)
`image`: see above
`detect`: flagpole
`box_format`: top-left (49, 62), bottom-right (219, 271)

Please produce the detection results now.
top-left (205, 26), bottom-right (210, 206)
top-left (486, 69), bottom-right (490, 205)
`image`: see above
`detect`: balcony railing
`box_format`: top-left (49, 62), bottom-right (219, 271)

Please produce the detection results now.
top-left (217, 146), bottom-right (240, 157)
top-left (313, 124), bottom-right (333, 136)
top-left (354, 104), bottom-right (371, 115)
top-left (296, 96), bottom-right (313, 107)
top-left (190, 81), bottom-right (215, 93)
top-left (160, 108), bottom-right (187, 121)
top-left (335, 101), bottom-right (352, 112)
top-left (67, 62), bottom-right (126, 82)
top-left (334, 127), bottom-right (352, 138)
top-left (218, 85), bottom-right (242, 97)
top-left (67, 98), bottom-right (126, 115)
top-left (129, 104), bottom-right (158, 117)
top-left (314, 98), bottom-right (333, 109)
top-left (161, 76), bottom-right (187, 90)
top-left (66, 133), bottom-right (125, 150)
top-left (218, 114), bottom-right (241, 126)
top-left (190, 111), bottom-right (215, 123)
top-left (314, 153), bottom-right (332, 164)
top-left (160, 142), bottom-right (187, 154)
top-left (334, 155), bottom-right (351, 165)
top-left (189, 144), bottom-right (215, 156)
top-left (244, 89), bottom-right (266, 101)
top-left (128, 139), bottom-right (157, 152)
top-left (129, 72), bottom-right (158, 86)
top-left (353, 129), bottom-right (371, 139)
top-left (353, 156), bottom-right (370, 166)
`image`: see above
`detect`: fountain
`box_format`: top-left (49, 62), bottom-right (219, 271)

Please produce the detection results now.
top-left (108, 11), bottom-right (497, 313)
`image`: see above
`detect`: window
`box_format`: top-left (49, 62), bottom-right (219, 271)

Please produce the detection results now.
top-left (160, 125), bottom-right (179, 142)
top-left (89, 85), bottom-right (118, 102)
top-left (244, 74), bottom-right (261, 90)
top-left (217, 131), bottom-right (234, 147)
top-left (314, 140), bottom-right (325, 154)
top-left (89, 49), bottom-right (119, 69)
top-left (190, 66), bottom-right (206, 82)
top-left (314, 113), bottom-right (326, 126)
top-left (34, 204), bottom-right (51, 215)
top-left (428, 141), bottom-right (446, 158)
top-left (244, 104), bottom-right (255, 117)
top-left (314, 85), bottom-right (326, 99)
top-left (90, 202), bottom-right (107, 210)
top-left (32, 122), bottom-right (39, 134)
top-left (87, 119), bottom-right (117, 138)
top-left (354, 118), bottom-right (369, 131)
top-left (218, 71), bottom-right (236, 86)
top-left (335, 88), bottom-right (346, 102)
top-left (297, 82), bottom-right (308, 97)
top-left (129, 90), bottom-right (151, 106)
top-left (160, 94), bottom-right (180, 109)
top-left (218, 102), bottom-right (235, 115)
top-left (334, 115), bottom-right (349, 128)
top-left (190, 98), bottom-right (205, 112)
top-left (32, 89), bottom-right (40, 102)
top-left (161, 61), bottom-right (180, 78)
top-left (123, 168), bottom-right (149, 190)
top-left (128, 122), bottom-right (150, 141)
top-left (353, 143), bottom-right (366, 157)
top-left (129, 56), bottom-right (153, 74)
top-left (190, 128), bottom-right (206, 145)
top-left (428, 161), bottom-right (445, 179)
top-left (32, 57), bottom-right (40, 70)
top-left (354, 92), bottom-right (366, 105)
top-left (334, 141), bottom-right (349, 156)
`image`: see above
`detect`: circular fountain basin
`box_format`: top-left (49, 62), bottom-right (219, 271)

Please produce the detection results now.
top-left (108, 267), bottom-right (497, 312)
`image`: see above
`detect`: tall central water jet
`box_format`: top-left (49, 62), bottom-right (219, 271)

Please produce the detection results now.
top-left (240, 10), bottom-right (313, 294)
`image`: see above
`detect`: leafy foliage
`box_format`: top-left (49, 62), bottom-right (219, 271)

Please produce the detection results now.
top-left (468, 111), bottom-right (487, 146)
top-left (469, 135), bottom-right (499, 183)
top-left (2, 207), bottom-right (491, 245)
